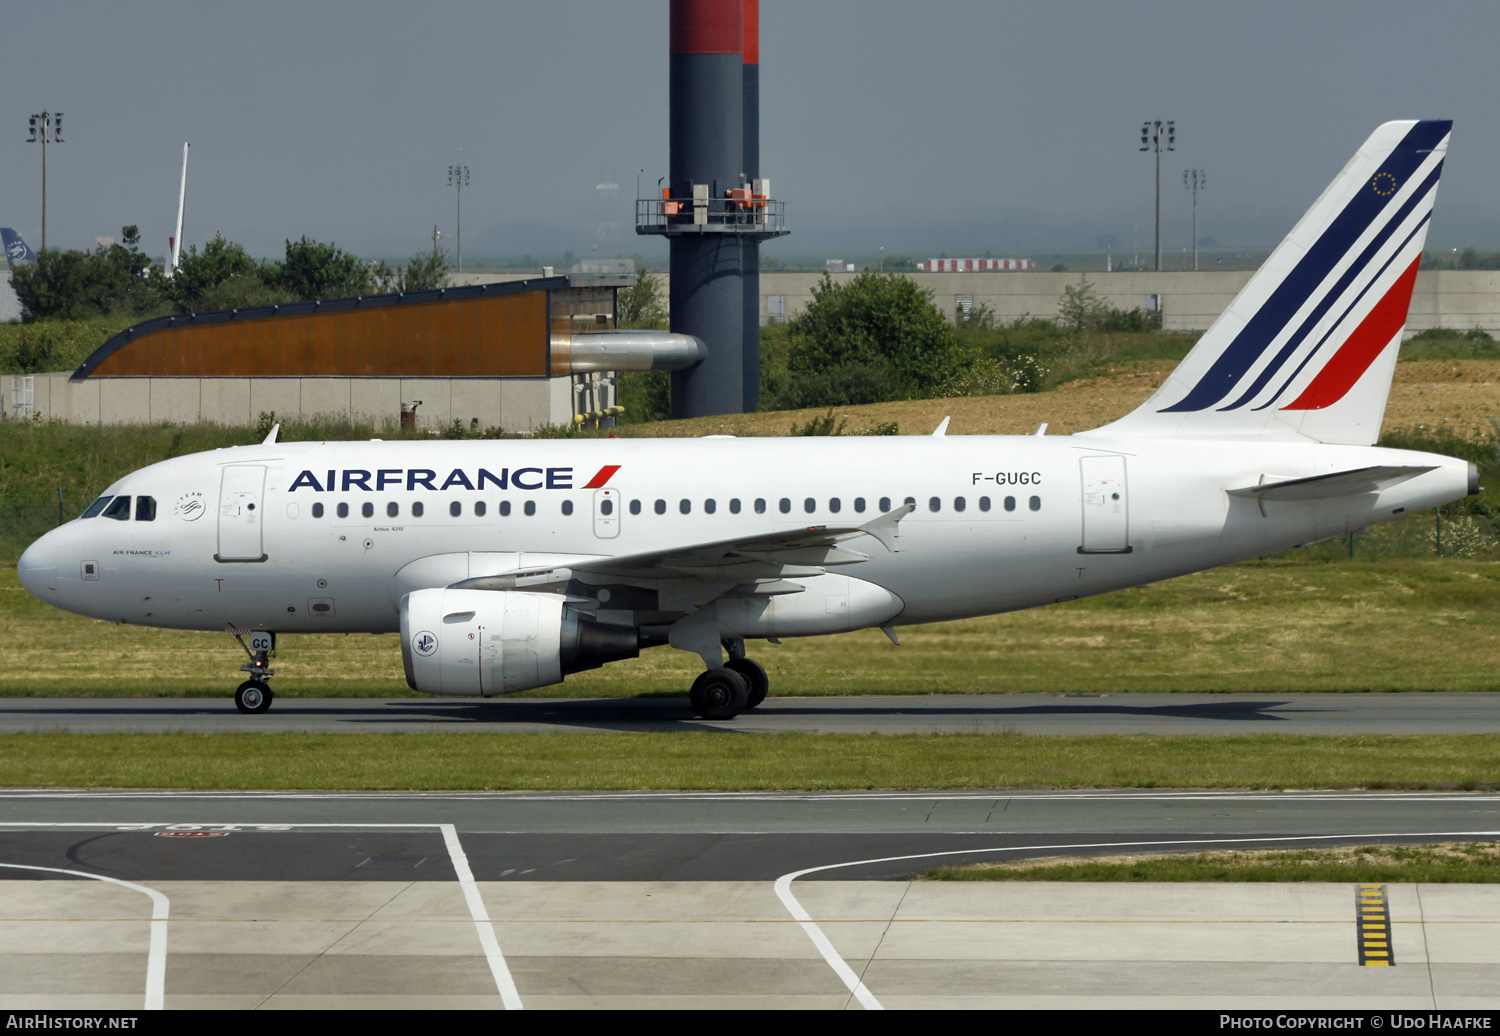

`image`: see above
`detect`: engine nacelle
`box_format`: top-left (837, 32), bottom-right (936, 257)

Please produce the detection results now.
top-left (400, 588), bottom-right (639, 696)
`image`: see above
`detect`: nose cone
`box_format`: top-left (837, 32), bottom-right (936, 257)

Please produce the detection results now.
top-left (17, 534), bottom-right (57, 602)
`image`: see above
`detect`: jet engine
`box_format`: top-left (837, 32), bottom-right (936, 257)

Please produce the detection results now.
top-left (400, 588), bottom-right (639, 696)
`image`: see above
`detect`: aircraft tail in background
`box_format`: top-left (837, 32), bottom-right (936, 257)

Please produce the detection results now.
top-left (1084, 119), bottom-right (1451, 446)
top-left (2, 228), bottom-right (37, 263)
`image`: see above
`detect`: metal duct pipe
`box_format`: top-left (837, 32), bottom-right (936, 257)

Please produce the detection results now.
top-left (551, 332), bottom-right (708, 374)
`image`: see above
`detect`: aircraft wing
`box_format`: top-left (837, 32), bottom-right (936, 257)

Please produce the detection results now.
top-left (450, 503), bottom-right (914, 601)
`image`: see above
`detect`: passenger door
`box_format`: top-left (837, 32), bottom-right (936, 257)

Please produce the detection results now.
top-left (217, 465), bottom-right (267, 561)
top-left (1079, 455), bottom-right (1132, 554)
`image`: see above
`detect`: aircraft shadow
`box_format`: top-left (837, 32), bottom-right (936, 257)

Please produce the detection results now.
top-left (0, 697), bottom-right (1329, 732)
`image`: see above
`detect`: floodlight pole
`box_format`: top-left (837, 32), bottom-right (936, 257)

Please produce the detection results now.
top-left (448, 164), bottom-right (469, 273)
top-left (1140, 119), bottom-right (1175, 272)
top-left (26, 110), bottom-right (63, 251)
top-left (1184, 168), bottom-right (1205, 271)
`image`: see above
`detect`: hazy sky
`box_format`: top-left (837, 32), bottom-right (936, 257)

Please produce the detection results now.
top-left (3, 1), bottom-right (1498, 262)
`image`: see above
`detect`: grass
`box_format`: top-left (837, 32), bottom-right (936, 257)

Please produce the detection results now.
top-left (0, 732), bottom-right (1498, 791)
top-left (925, 842), bottom-right (1500, 883)
top-left (4, 557), bottom-right (1500, 698)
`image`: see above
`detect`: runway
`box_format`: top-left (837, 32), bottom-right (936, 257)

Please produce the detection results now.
top-left (5, 691), bottom-right (1500, 734)
top-left (2, 790), bottom-right (1500, 1009)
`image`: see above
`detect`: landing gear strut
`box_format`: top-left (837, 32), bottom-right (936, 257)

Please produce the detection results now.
top-left (229, 627), bottom-right (276, 714)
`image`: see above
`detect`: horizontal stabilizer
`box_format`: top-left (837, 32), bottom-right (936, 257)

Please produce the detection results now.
top-left (1227, 465), bottom-right (1435, 501)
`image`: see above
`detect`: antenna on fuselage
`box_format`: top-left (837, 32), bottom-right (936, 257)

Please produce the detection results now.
top-left (262, 422), bottom-right (280, 445)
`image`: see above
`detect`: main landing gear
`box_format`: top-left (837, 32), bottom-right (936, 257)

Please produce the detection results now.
top-left (229, 628), bottom-right (276, 714)
top-left (687, 639), bottom-right (770, 721)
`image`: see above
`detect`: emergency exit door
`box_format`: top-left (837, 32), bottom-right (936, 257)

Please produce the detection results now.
top-left (217, 465), bottom-right (267, 561)
top-left (593, 488), bottom-right (621, 538)
top-left (1079, 455), bottom-right (1132, 554)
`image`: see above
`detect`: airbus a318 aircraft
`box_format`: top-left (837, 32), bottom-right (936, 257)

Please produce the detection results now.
top-left (17, 120), bottom-right (1478, 719)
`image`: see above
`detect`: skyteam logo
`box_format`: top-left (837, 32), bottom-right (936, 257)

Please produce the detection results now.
top-left (1159, 120), bottom-right (1450, 415)
top-left (412, 631), bottom-right (438, 657)
top-left (1, 228), bottom-right (35, 262)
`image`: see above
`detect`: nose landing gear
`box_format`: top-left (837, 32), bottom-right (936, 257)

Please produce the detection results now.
top-left (228, 626), bottom-right (276, 714)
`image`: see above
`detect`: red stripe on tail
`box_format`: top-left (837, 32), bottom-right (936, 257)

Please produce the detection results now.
top-left (583, 465), bottom-right (621, 489)
top-left (1282, 256), bottom-right (1422, 411)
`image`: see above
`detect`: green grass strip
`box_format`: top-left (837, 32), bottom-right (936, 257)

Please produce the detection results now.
top-left (927, 842), bottom-right (1500, 883)
top-left (3, 732), bottom-right (1499, 792)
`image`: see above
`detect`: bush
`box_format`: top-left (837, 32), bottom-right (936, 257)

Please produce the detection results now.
top-left (1400, 327), bottom-right (1500, 360)
top-left (766, 271), bottom-right (958, 409)
top-left (10, 227), bottom-right (166, 321)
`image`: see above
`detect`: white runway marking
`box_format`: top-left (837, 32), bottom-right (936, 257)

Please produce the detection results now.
top-left (774, 829), bottom-right (1500, 1011)
top-left (442, 823), bottom-right (523, 1010)
top-left (0, 822), bottom-right (526, 1009)
top-left (0, 862), bottom-right (169, 1010)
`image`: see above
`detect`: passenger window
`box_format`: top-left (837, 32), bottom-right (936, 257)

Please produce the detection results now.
top-left (500, 501), bottom-right (512, 517)
top-left (704, 499), bottom-right (716, 514)
top-left (804, 497), bottom-right (815, 514)
top-left (387, 502), bottom-right (399, 518)
top-left (1004, 496), bottom-right (1016, 512)
top-left (979, 496), bottom-right (991, 512)
top-left (312, 502), bottom-right (325, 519)
top-left (337, 502), bottom-right (350, 519)
top-left (929, 497), bottom-right (941, 512)
top-left (412, 501), bottom-right (425, 518)
top-left (854, 497), bottom-right (866, 513)
top-left (562, 500), bottom-right (574, 516)
top-left (905, 497), bottom-right (916, 509)
top-left (630, 499), bottom-right (642, 515)
top-left (81, 496), bottom-right (113, 519)
top-left (679, 499), bottom-right (691, 514)
top-left (102, 496), bottom-right (132, 521)
top-left (829, 498), bottom-right (841, 513)
top-left (474, 501), bottom-right (486, 517)
top-left (362, 502), bottom-right (374, 518)
top-left (450, 501), bottom-right (461, 517)
top-left (600, 499), bottom-right (613, 516)
top-left (524, 501), bottom-right (536, 516)
top-left (729, 498), bottom-right (741, 514)
top-left (655, 499), bottom-right (666, 515)
top-left (755, 498), bottom-right (766, 514)
top-left (954, 497), bottom-right (966, 512)
top-left (779, 498), bottom-right (791, 514)
top-left (879, 497), bottom-right (891, 512)
top-left (135, 496), bottom-right (157, 522)
top-left (1030, 495), bottom-right (1041, 511)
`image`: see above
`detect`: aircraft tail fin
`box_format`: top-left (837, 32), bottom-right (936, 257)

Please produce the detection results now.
top-left (1, 228), bottom-right (36, 263)
top-left (1082, 120), bottom-right (1451, 446)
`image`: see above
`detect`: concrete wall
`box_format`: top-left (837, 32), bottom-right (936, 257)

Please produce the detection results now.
top-left (748, 270), bottom-right (1500, 334)
top-left (12, 375), bottom-right (573, 432)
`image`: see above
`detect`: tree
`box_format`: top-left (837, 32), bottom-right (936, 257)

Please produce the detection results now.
top-left (9, 226), bottom-right (164, 321)
top-left (617, 269), bottom-right (665, 326)
top-left (169, 234), bottom-right (292, 311)
top-left (772, 271), bottom-right (958, 408)
top-left (274, 237), bottom-right (374, 301)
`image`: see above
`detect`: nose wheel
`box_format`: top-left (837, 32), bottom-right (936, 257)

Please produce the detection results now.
top-left (227, 626), bottom-right (277, 714)
top-left (235, 680), bottom-right (274, 714)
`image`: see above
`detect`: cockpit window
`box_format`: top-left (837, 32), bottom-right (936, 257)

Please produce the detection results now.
top-left (101, 496), bottom-right (132, 521)
top-left (80, 496), bottom-right (113, 519)
top-left (135, 496), bottom-right (157, 522)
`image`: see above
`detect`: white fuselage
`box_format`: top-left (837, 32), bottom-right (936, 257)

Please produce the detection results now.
top-left (17, 434), bottom-right (1472, 639)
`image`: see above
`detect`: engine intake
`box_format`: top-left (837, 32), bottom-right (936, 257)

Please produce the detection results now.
top-left (400, 588), bottom-right (639, 696)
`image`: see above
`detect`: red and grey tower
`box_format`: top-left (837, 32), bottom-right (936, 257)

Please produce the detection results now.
top-left (638, 0), bottom-right (786, 418)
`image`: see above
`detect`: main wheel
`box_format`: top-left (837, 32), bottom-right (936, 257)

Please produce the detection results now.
top-left (235, 680), bottom-right (273, 714)
top-left (689, 668), bottom-right (750, 720)
top-left (726, 657), bottom-right (769, 709)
